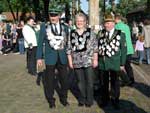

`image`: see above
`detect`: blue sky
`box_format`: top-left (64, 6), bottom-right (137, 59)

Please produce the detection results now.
top-left (80, 0), bottom-right (88, 14)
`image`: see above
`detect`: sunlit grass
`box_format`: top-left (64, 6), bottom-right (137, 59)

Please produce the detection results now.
top-left (0, 53), bottom-right (150, 113)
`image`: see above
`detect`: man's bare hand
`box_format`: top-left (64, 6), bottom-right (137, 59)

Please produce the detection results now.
top-left (37, 59), bottom-right (43, 67)
top-left (120, 66), bottom-right (126, 74)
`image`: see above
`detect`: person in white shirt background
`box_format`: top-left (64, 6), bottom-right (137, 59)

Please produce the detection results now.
top-left (22, 16), bottom-right (38, 76)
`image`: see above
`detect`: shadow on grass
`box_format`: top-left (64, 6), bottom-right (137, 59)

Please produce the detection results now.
top-left (36, 70), bottom-right (149, 113)
top-left (96, 99), bottom-right (147, 113)
top-left (93, 81), bottom-right (150, 113)
top-left (132, 82), bottom-right (150, 97)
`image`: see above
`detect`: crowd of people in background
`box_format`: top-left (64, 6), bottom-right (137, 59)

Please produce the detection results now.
top-left (0, 7), bottom-right (150, 110)
top-left (0, 14), bottom-right (150, 65)
top-left (0, 19), bottom-right (40, 56)
top-left (129, 19), bottom-right (150, 65)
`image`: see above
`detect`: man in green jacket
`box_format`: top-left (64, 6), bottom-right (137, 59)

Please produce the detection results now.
top-left (115, 13), bottom-right (135, 85)
top-left (97, 14), bottom-right (127, 109)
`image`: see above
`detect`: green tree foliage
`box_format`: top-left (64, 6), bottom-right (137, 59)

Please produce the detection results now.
top-left (0, 4), bottom-right (4, 14)
top-left (115, 0), bottom-right (147, 17)
top-left (0, 0), bottom-right (74, 22)
top-left (0, 0), bottom-right (31, 21)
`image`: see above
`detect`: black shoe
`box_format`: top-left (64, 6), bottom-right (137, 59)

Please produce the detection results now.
top-left (127, 80), bottom-right (135, 86)
top-left (60, 101), bottom-right (69, 106)
top-left (85, 103), bottom-right (92, 107)
top-left (32, 72), bottom-right (38, 76)
top-left (49, 103), bottom-right (56, 108)
top-left (130, 78), bottom-right (135, 84)
top-left (120, 82), bottom-right (126, 87)
top-left (78, 103), bottom-right (84, 107)
top-left (28, 71), bottom-right (37, 76)
top-left (99, 102), bottom-right (108, 108)
top-left (120, 80), bottom-right (134, 87)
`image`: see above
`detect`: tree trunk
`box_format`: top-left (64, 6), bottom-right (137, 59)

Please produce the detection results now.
top-left (147, 0), bottom-right (150, 7)
top-left (33, 0), bottom-right (41, 21)
top-left (65, 2), bottom-right (71, 23)
top-left (42, 0), bottom-right (50, 21)
top-left (89, 0), bottom-right (99, 28)
top-left (6, 0), bottom-right (16, 21)
top-left (16, 7), bottom-right (19, 21)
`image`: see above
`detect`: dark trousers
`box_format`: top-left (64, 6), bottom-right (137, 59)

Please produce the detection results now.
top-left (125, 55), bottom-right (134, 82)
top-left (74, 67), bottom-right (94, 105)
top-left (68, 69), bottom-right (81, 102)
top-left (2, 40), bottom-right (11, 54)
top-left (39, 68), bottom-right (81, 104)
top-left (101, 70), bottom-right (120, 103)
top-left (44, 64), bottom-right (68, 105)
top-left (26, 47), bottom-right (37, 74)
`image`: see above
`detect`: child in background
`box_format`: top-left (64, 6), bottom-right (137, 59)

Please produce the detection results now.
top-left (135, 35), bottom-right (145, 64)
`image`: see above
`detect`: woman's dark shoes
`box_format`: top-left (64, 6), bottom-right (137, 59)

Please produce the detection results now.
top-left (28, 71), bottom-right (38, 76)
top-left (60, 101), bottom-right (69, 106)
top-left (78, 103), bottom-right (92, 107)
top-left (129, 78), bottom-right (135, 85)
top-left (78, 103), bottom-right (84, 107)
top-left (99, 101), bottom-right (108, 108)
top-left (85, 103), bottom-right (92, 107)
top-left (49, 103), bottom-right (56, 108)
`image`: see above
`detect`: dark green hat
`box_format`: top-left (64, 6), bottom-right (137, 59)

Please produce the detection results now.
top-left (49, 4), bottom-right (62, 16)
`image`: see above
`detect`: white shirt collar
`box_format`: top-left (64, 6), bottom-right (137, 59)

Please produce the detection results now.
top-left (52, 22), bottom-right (60, 34)
top-left (108, 28), bottom-right (115, 39)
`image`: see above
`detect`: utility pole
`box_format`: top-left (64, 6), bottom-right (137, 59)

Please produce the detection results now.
top-left (103, 0), bottom-right (106, 14)
top-left (89, 0), bottom-right (100, 31)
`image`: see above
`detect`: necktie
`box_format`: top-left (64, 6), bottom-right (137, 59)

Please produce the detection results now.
top-left (107, 31), bottom-right (110, 39)
top-left (108, 31), bottom-right (111, 39)
top-left (54, 24), bottom-right (58, 35)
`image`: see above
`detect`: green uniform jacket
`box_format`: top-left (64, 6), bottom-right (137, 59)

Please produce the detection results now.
top-left (98, 29), bottom-right (127, 71)
top-left (115, 21), bottom-right (134, 55)
top-left (36, 22), bottom-right (69, 65)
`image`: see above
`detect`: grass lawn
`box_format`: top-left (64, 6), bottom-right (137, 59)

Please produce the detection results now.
top-left (0, 53), bottom-right (150, 113)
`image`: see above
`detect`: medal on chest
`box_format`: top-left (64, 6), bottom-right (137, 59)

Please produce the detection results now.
top-left (70, 28), bottom-right (91, 52)
top-left (46, 25), bottom-right (65, 50)
top-left (98, 30), bottom-right (121, 57)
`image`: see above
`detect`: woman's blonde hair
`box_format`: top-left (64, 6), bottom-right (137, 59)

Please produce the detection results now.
top-left (75, 13), bottom-right (87, 22)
